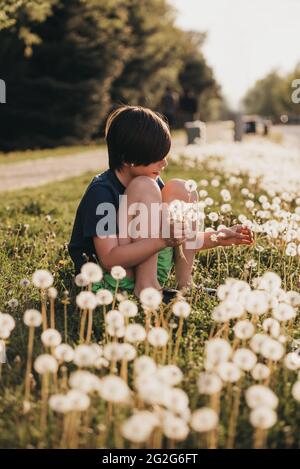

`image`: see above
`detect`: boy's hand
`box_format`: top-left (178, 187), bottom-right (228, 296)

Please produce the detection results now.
top-left (161, 219), bottom-right (188, 248)
top-left (216, 224), bottom-right (253, 247)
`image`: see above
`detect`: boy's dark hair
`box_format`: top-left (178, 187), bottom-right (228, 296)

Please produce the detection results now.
top-left (105, 105), bottom-right (171, 171)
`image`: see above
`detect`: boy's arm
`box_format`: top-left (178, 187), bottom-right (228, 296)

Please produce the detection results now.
top-left (93, 232), bottom-right (185, 271)
top-left (186, 225), bottom-right (253, 252)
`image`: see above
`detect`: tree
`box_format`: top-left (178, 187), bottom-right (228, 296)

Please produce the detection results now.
top-left (0, 0), bottom-right (131, 150)
top-left (110, 0), bottom-right (184, 108)
top-left (243, 70), bottom-right (288, 120)
top-left (178, 56), bottom-right (215, 95)
top-left (0, 0), bottom-right (225, 149)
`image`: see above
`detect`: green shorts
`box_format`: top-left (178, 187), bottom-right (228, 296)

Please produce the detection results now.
top-left (92, 246), bottom-right (174, 293)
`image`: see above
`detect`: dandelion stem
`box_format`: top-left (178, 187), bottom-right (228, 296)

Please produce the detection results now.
top-left (173, 316), bottom-right (184, 363)
top-left (24, 326), bottom-right (35, 403)
top-left (86, 309), bottom-right (93, 343)
top-left (41, 289), bottom-right (48, 331)
top-left (79, 309), bottom-right (87, 342)
top-left (64, 302), bottom-right (68, 343)
top-left (226, 382), bottom-right (242, 448)
top-left (50, 298), bottom-right (55, 329)
top-left (112, 280), bottom-right (120, 309)
top-left (40, 373), bottom-right (49, 434)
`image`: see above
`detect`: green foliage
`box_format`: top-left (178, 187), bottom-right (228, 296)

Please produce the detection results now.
top-left (243, 65), bottom-right (300, 121)
top-left (0, 0), bottom-right (131, 150)
top-left (110, 0), bottom-right (183, 107)
top-left (0, 0), bottom-right (58, 33)
top-left (0, 0), bottom-right (223, 151)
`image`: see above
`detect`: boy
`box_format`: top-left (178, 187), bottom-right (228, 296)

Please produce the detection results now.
top-left (68, 105), bottom-right (252, 300)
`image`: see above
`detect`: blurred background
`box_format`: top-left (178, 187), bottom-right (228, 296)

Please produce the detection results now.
top-left (0, 0), bottom-right (299, 153)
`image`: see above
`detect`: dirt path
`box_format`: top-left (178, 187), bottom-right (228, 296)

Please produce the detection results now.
top-left (0, 135), bottom-right (187, 192)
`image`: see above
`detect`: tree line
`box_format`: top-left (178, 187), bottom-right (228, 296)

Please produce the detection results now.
top-left (0, 0), bottom-right (224, 151)
top-left (243, 65), bottom-right (300, 123)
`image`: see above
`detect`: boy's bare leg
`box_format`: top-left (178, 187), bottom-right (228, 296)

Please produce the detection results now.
top-left (117, 176), bottom-right (162, 296)
top-left (162, 179), bottom-right (197, 290)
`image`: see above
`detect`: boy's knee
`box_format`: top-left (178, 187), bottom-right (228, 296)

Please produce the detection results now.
top-left (126, 176), bottom-right (162, 201)
top-left (162, 178), bottom-right (197, 203)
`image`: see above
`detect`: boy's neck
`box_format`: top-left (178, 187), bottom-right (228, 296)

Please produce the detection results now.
top-left (114, 168), bottom-right (134, 188)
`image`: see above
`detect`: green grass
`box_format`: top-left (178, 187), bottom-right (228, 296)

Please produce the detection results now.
top-left (0, 159), bottom-right (300, 448)
top-left (0, 143), bottom-right (105, 165)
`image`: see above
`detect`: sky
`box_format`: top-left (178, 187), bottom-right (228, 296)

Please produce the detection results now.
top-left (170, 0), bottom-right (300, 109)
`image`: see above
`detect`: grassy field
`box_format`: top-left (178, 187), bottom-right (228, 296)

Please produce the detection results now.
top-left (0, 144), bottom-right (104, 165)
top-left (1, 156), bottom-right (300, 449)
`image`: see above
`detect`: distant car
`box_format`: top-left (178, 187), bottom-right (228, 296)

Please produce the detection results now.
top-left (243, 115), bottom-right (271, 135)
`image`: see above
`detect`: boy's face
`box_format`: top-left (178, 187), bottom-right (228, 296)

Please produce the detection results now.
top-left (128, 156), bottom-right (169, 180)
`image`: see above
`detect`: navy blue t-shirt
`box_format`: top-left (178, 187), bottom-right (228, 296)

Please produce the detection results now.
top-left (68, 169), bottom-right (164, 274)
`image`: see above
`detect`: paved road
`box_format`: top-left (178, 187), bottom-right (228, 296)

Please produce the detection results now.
top-left (275, 124), bottom-right (300, 147)
top-left (0, 135), bottom-right (187, 192)
top-left (5, 123), bottom-right (297, 193)
top-left (0, 148), bottom-right (108, 192)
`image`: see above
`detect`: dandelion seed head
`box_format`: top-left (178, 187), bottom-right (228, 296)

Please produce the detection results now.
top-left (234, 320), bottom-right (255, 340)
top-left (67, 389), bottom-right (91, 412)
top-left (251, 363), bottom-right (271, 381)
top-left (32, 269), bottom-right (53, 289)
top-left (110, 266), bottom-right (126, 280)
top-left (134, 355), bottom-right (157, 376)
top-left (103, 342), bottom-right (123, 362)
top-left (41, 328), bottom-right (62, 348)
top-left (122, 412), bottom-right (158, 443)
top-left (245, 385), bottom-right (278, 409)
top-left (76, 291), bottom-right (97, 310)
top-left (217, 362), bottom-right (241, 382)
top-left (20, 278), bottom-right (30, 288)
top-left (105, 310), bottom-right (124, 329)
top-left (156, 365), bottom-right (183, 386)
top-left (125, 324), bottom-right (146, 343)
top-left (118, 300), bottom-right (138, 318)
top-left (184, 179), bottom-right (197, 192)
top-left (198, 371), bottom-right (223, 395)
top-left (69, 370), bottom-right (102, 394)
top-left (250, 406), bottom-right (277, 429)
top-left (291, 381), bottom-right (300, 401)
top-left (119, 343), bottom-right (137, 361)
top-left (205, 338), bottom-right (232, 366)
top-left (0, 313), bottom-right (15, 332)
top-left (246, 290), bottom-right (269, 316)
top-left (23, 309), bottom-right (42, 327)
top-left (47, 287), bottom-right (58, 299)
top-left (260, 338), bottom-right (285, 362)
top-left (147, 327), bottom-right (169, 348)
top-left (191, 407), bottom-right (219, 433)
top-left (54, 344), bottom-right (74, 363)
top-left (172, 300), bottom-right (191, 318)
top-left (162, 413), bottom-right (189, 441)
top-left (96, 289), bottom-right (113, 306)
top-left (49, 394), bottom-right (71, 414)
top-left (73, 345), bottom-right (98, 368)
top-left (7, 298), bottom-right (18, 308)
top-left (233, 348), bottom-right (257, 371)
top-left (284, 352), bottom-right (300, 371)
top-left (100, 375), bottom-right (130, 403)
top-left (81, 262), bottom-right (103, 283)
top-left (34, 354), bottom-right (58, 374)
top-left (140, 287), bottom-right (162, 310)
top-left (75, 273), bottom-right (89, 288)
